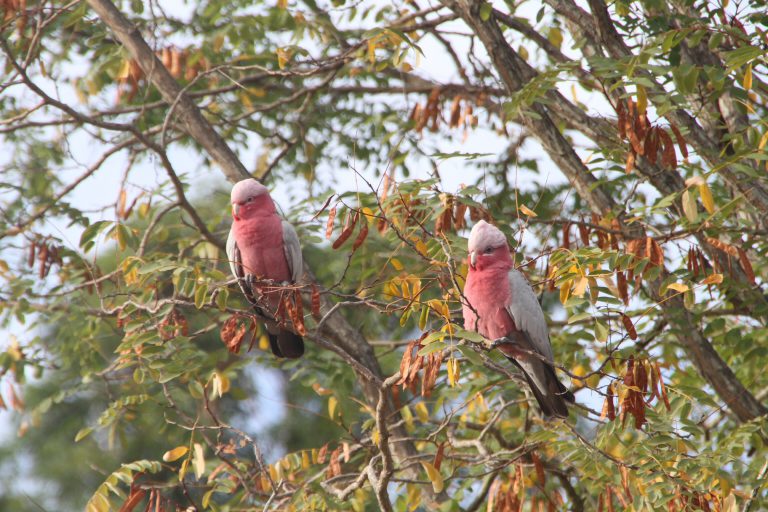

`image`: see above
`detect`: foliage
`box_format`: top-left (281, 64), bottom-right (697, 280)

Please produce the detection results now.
top-left (1, 0), bottom-right (768, 510)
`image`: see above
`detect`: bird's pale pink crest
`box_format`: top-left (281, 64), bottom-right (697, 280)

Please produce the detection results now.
top-left (467, 220), bottom-right (507, 252)
top-left (230, 178), bottom-right (269, 205)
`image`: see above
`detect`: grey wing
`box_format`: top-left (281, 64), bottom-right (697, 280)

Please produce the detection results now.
top-left (505, 269), bottom-right (554, 362)
top-left (226, 227), bottom-right (239, 280)
top-left (282, 220), bottom-right (303, 283)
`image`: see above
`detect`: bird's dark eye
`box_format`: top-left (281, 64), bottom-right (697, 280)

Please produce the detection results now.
top-left (484, 247), bottom-right (493, 254)
top-left (245, 197), bottom-right (253, 203)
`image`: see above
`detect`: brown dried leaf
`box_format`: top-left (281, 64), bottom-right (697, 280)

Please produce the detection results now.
top-left (617, 270), bottom-right (629, 305)
top-left (433, 441), bottom-right (446, 471)
top-left (558, 222), bottom-right (569, 249)
top-left (625, 150), bottom-right (636, 174)
top-left (352, 221), bottom-right (369, 251)
top-left (621, 313), bottom-right (637, 340)
top-left (706, 237), bottom-right (739, 256)
top-left (669, 122), bottom-right (688, 161)
top-left (737, 248), bottom-right (755, 285)
top-left (398, 340), bottom-right (417, 386)
top-left (326, 447), bottom-right (342, 478)
top-left (577, 222), bottom-right (589, 246)
top-left (311, 194), bottom-right (335, 221)
top-left (311, 284), bottom-right (322, 321)
top-left (659, 130), bottom-right (677, 169)
top-left (454, 202), bottom-right (468, 230)
top-left (644, 126), bottom-right (658, 165)
top-left (27, 242), bottom-right (35, 268)
top-left (634, 358), bottom-right (648, 392)
top-left (317, 443), bottom-right (329, 464)
top-left (421, 352), bottom-right (444, 397)
top-left (325, 206), bottom-right (337, 240)
top-left (617, 100), bottom-right (627, 139)
top-left (293, 288), bottom-right (306, 336)
top-left (531, 451), bottom-right (546, 485)
top-left (332, 211), bottom-right (358, 249)
top-left (220, 315), bottom-right (247, 354)
top-left (449, 96), bottom-right (461, 128)
top-left (118, 488), bottom-right (147, 512)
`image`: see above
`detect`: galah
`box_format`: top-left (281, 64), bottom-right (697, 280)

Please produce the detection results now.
top-left (226, 178), bottom-right (304, 359)
top-left (462, 220), bottom-right (574, 418)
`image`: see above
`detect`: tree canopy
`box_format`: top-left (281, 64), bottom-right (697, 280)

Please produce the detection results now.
top-left (1, 0), bottom-right (767, 510)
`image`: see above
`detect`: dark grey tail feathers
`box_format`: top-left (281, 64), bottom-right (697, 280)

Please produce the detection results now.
top-left (268, 330), bottom-right (304, 359)
top-left (513, 360), bottom-right (574, 419)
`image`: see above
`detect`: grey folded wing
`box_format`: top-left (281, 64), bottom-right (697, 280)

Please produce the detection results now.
top-left (281, 220), bottom-right (303, 283)
top-left (504, 268), bottom-right (554, 362)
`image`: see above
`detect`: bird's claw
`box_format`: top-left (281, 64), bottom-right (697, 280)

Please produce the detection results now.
top-left (488, 336), bottom-right (511, 351)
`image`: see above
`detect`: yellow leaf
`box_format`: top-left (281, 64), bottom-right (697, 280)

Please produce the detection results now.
top-left (636, 85), bottom-right (648, 116)
top-left (573, 276), bottom-right (588, 297)
top-left (193, 443), bottom-right (205, 479)
top-left (301, 450), bottom-right (310, 469)
top-left (202, 489), bottom-right (214, 508)
top-left (666, 282), bottom-right (689, 293)
top-left (277, 0), bottom-right (287, 8)
top-left (684, 176), bottom-right (705, 187)
top-left (213, 34), bottom-right (225, 53)
top-left (518, 45), bottom-right (529, 61)
top-left (743, 63), bottom-right (752, 91)
top-left (361, 206), bottom-right (375, 223)
top-left (390, 258), bottom-right (404, 271)
top-left (276, 47), bottom-right (290, 69)
top-left (414, 402), bottom-right (429, 423)
top-left (758, 131), bottom-right (768, 150)
top-left (163, 445), bottom-right (189, 462)
top-left (420, 462), bottom-right (445, 493)
top-left (328, 396), bottom-right (338, 419)
top-left (415, 239), bottom-right (428, 257)
top-left (258, 334), bottom-right (270, 351)
top-left (681, 189), bottom-right (697, 223)
top-left (559, 281), bottom-right (571, 305)
top-left (701, 273), bottom-right (723, 285)
top-left (548, 27), bottom-right (563, 49)
top-left (519, 205), bottom-right (537, 217)
top-left (179, 459), bottom-right (189, 481)
top-left (699, 183), bottom-right (715, 214)
top-left (371, 429), bottom-right (380, 446)
top-left (448, 358), bottom-right (460, 387)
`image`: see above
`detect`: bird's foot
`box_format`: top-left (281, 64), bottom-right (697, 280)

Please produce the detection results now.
top-left (488, 336), bottom-right (512, 351)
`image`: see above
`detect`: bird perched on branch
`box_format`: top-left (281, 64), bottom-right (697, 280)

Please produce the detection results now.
top-left (226, 178), bottom-right (304, 358)
top-left (462, 220), bottom-right (574, 418)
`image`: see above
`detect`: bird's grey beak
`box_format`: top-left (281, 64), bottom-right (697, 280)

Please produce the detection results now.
top-left (232, 203), bottom-right (240, 220)
top-left (469, 250), bottom-right (476, 269)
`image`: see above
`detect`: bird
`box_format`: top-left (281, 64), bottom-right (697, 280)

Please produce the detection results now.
top-left (226, 178), bottom-right (304, 358)
top-left (462, 220), bottom-right (574, 418)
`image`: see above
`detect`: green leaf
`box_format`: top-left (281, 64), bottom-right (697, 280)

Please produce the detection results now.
top-left (479, 3), bottom-right (492, 21)
top-left (194, 283), bottom-right (208, 309)
top-left (595, 320), bottom-right (608, 342)
top-left (79, 221), bottom-right (112, 249)
top-left (417, 341), bottom-right (446, 356)
top-left (75, 426), bottom-right (93, 442)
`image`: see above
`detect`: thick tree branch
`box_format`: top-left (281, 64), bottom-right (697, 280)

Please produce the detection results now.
top-left (85, 0), bottom-right (250, 183)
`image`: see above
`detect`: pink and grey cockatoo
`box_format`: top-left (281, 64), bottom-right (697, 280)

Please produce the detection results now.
top-left (463, 220), bottom-right (574, 418)
top-left (226, 178), bottom-right (304, 359)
